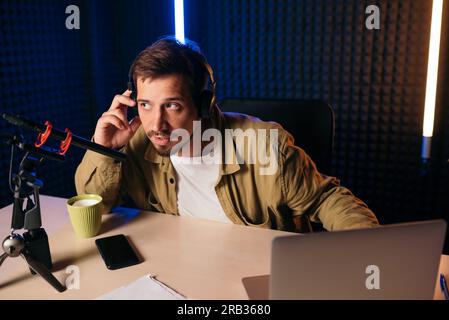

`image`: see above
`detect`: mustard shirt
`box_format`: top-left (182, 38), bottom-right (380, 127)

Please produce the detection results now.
top-left (75, 105), bottom-right (379, 232)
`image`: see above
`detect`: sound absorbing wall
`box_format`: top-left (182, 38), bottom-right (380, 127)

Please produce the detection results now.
top-left (1, 1), bottom-right (448, 248)
top-left (189, 0), bottom-right (449, 228)
top-left (0, 0), bottom-right (172, 209)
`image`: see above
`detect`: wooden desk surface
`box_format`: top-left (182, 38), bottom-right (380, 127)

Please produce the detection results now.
top-left (0, 195), bottom-right (448, 300)
top-left (0, 195), bottom-right (292, 299)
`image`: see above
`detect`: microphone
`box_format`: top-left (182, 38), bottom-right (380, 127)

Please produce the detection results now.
top-left (2, 113), bottom-right (126, 161)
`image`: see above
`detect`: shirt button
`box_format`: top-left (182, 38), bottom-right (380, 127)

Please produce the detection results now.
top-left (169, 178), bottom-right (175, 184)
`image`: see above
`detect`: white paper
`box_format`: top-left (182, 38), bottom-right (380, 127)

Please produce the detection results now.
top-left (96, 275), bottom-right (187, 300)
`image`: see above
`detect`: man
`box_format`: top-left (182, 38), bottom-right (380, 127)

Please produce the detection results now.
top-left (75, 37), bottom-right (378, 232)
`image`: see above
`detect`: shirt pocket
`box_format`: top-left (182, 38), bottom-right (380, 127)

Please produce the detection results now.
top-left (238, 210), bottom-right (272, 229)
top-left (147, 192), bottom-right (163, 212)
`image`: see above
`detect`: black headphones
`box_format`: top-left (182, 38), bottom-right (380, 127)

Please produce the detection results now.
top-left (127, 55), bottom-right (216, 119)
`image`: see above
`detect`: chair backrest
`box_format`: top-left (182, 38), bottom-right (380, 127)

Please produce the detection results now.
top-left (219, 99), bottom-right (335, 175)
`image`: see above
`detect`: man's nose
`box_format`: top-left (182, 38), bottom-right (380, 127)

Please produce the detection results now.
top-left (151, 107), bottom-right (167, 132)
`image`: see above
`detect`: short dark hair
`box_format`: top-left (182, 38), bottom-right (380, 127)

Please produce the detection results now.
top-left (130, 37), bottom-right (210, 104)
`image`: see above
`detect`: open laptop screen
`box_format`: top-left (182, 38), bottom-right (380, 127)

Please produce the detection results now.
top-left (269, 220), bottom-right (446, 300)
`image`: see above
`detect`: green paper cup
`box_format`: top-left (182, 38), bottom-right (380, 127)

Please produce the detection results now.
top-left (67, 194), bottom-right (103, 238)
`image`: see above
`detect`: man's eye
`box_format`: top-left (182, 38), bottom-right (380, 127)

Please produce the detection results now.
top-left (139, 102), bottom-right (151, 110)
top-left (166, 103), bottom-right (180, 110)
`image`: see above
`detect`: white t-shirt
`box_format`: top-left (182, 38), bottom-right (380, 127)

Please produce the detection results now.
top-left (170, 149), bottom-right (232, 224)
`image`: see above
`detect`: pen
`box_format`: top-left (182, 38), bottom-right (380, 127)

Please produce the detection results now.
top-left (440, 274), bottom-right (449, 300)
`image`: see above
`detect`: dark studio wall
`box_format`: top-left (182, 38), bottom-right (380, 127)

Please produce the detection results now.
top-left (189, 0), bottom-right (449, 228)
top-left (1, 1), bottom-right (448, 250)
top-left (0, 0), bottom-right (93, 210)
top-left (0, 0), bottom-right (173, 209)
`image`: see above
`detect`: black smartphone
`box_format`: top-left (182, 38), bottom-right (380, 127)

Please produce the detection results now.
top-left (95, 234), bottom-right (141, 270)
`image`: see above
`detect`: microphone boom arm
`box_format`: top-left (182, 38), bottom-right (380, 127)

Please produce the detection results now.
top-left (2, 113), bottom-right (126, 161)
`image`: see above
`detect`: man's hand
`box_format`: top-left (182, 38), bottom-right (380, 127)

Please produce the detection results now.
top-left (93, 89), bottom-right (141, 149)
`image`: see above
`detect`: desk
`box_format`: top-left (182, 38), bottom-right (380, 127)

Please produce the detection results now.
top-left (0, 195), bottom-right (448, 300)
top-left (0, 195), bottom-right (292, 299)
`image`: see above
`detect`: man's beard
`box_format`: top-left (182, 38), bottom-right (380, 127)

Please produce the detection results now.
top-left (146, 128), bottom-right (195, 157)
top-left (153, 145), bottom-right (172, 156)
top-left (146, 129), bottom-right (173, 156)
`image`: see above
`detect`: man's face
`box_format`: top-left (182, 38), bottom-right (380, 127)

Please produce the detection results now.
top-left (136, 74), bottom-right (199, 156)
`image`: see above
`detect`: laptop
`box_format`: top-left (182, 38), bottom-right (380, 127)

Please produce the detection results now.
top-left (243, 219), bottom-right (447, 300)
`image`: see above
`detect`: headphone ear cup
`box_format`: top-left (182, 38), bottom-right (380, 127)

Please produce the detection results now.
top-left (127, 81), bottom-right (136, 101)
top-left (131, 90), bottom-right (137, 103)
top-left (199, 90), bottom-right (213, 118)
top-left (127, 80), bottom-right (138, 119)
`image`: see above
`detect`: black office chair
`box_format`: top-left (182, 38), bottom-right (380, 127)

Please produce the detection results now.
top-left (219, 99), bottom-right (335, 232)
top-left (219, 99), bottom-right (334, 174)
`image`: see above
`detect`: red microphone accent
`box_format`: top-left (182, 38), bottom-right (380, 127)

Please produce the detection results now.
top-left (59, 128), bottom-right (73, 155)
top-left (35, 121), bottom-right (53, 147)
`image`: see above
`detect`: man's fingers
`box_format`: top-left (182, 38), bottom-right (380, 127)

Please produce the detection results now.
top-left (103, 109), bottom-right (129, 129)
top-left (109, 91), bottom-right (136, 110)
top-left (123, 89), bottom-right (132, 97)
top-left (129, 116), bottom-right (141, 133)
top-left (98, 114), bottom-right (127, 130)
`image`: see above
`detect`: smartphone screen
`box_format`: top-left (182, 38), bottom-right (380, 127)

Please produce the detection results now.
top-left (95, 234), bottom-right (140, 270)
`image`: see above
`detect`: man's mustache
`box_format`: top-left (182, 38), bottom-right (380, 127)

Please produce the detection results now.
top-left (147, 130), bottom-right (171, 138)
